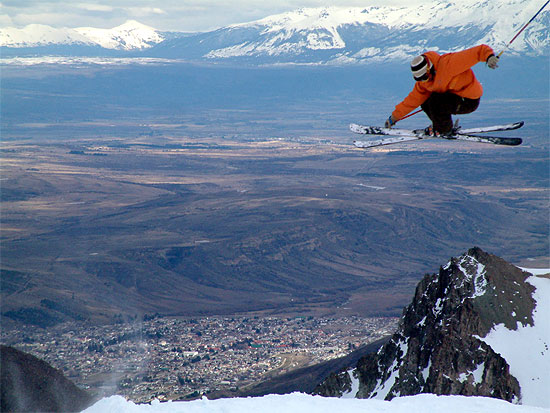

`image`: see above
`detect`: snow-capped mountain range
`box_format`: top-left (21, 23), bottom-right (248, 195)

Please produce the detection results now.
top-left (1, 0), bottom-right (548, 64)
top-left (0, 20), bottom-right (163, 50)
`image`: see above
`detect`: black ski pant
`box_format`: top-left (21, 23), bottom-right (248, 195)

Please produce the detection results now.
top-left (421, 92), bottom-right (480, 135)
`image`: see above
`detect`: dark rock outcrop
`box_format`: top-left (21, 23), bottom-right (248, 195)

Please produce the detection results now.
top-left (0, 345), bottom-right (94, 412)
top-left (315, 247), bottom-right (536, 403)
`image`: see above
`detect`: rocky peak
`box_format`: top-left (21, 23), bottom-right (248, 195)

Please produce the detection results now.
top-left (315, 247), bottom-right (537, 403)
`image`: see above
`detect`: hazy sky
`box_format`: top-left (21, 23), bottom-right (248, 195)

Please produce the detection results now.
top-left (0, 0), bottom-right (425, 32)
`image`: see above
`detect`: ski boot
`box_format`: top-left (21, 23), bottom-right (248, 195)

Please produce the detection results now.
top-left (423, 125), bottom-right (436, 136)
top-left (439, 119), bottom-right (461, 139)
top-left (424, 119), bottom-right (461, 139)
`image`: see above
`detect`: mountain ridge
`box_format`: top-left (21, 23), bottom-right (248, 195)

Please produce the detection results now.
top-left (1, 1), bottom-right (548, 64)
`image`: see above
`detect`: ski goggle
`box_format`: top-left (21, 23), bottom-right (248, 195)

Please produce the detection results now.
top-left (415, 71), bottom-right (430, 82)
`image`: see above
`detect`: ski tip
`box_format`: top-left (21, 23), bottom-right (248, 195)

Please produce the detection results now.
top-left (491, 137), bottom-right (523, 146)
top-left (516, 121), bottom-right (525, 129)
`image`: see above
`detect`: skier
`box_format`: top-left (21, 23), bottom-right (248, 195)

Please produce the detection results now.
top-left (384, 45), bottom-right (500, 136)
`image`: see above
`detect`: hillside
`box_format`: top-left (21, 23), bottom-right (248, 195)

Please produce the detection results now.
top-left (2, 133), bottom-right (547, 327)
top-left (0, 345), bottom-right (94, 412)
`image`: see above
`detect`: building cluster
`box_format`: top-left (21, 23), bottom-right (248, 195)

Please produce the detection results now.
top-left (2, 315), bottom-right (397, 403)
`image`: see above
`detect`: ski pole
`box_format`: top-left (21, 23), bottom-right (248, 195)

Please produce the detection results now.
top-left (396, 109), bottom-right (422, 123)
top-left (497, 0), bottom-right (549, 57)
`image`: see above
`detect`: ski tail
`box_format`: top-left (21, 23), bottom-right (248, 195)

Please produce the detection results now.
top-left (349, 123), bottom-right (388, 135)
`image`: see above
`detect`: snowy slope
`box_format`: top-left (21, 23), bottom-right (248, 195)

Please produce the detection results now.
top-left (0, 20), bottom-right (163, 50)
top-left (479, 274), bottom-right (550, 408)
top-left (83, 392), bottom-right (549, 413)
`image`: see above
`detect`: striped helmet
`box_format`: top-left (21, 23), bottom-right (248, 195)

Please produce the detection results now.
top-left (411, 55), bottom-right (433, 81)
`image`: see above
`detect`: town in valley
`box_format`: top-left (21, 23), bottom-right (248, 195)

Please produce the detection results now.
top-left (1, 315), bottom-right (398, 402)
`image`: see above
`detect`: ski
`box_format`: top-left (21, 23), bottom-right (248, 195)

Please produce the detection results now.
top-left (354, 136), bottom-right (422, 148)
top-left (350, 121), bottom-right (524, 137)
top-left (353, 132), bottom-right (522, 148)
top-left (456, 121), bottom-right (524, 134)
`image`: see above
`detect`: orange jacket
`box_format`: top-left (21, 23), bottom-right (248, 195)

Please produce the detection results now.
top-left (392, 45), bottom-right (495, 121)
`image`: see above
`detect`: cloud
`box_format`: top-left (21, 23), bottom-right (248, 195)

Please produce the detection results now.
top-left (76, 3), bottom-right (114, 12)
top-left (1, 0), bottom-right (430, 31)
top-left (0, 13), bottom-right (14, 26)
top-left (128, 7), bottom-right (167, 17)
